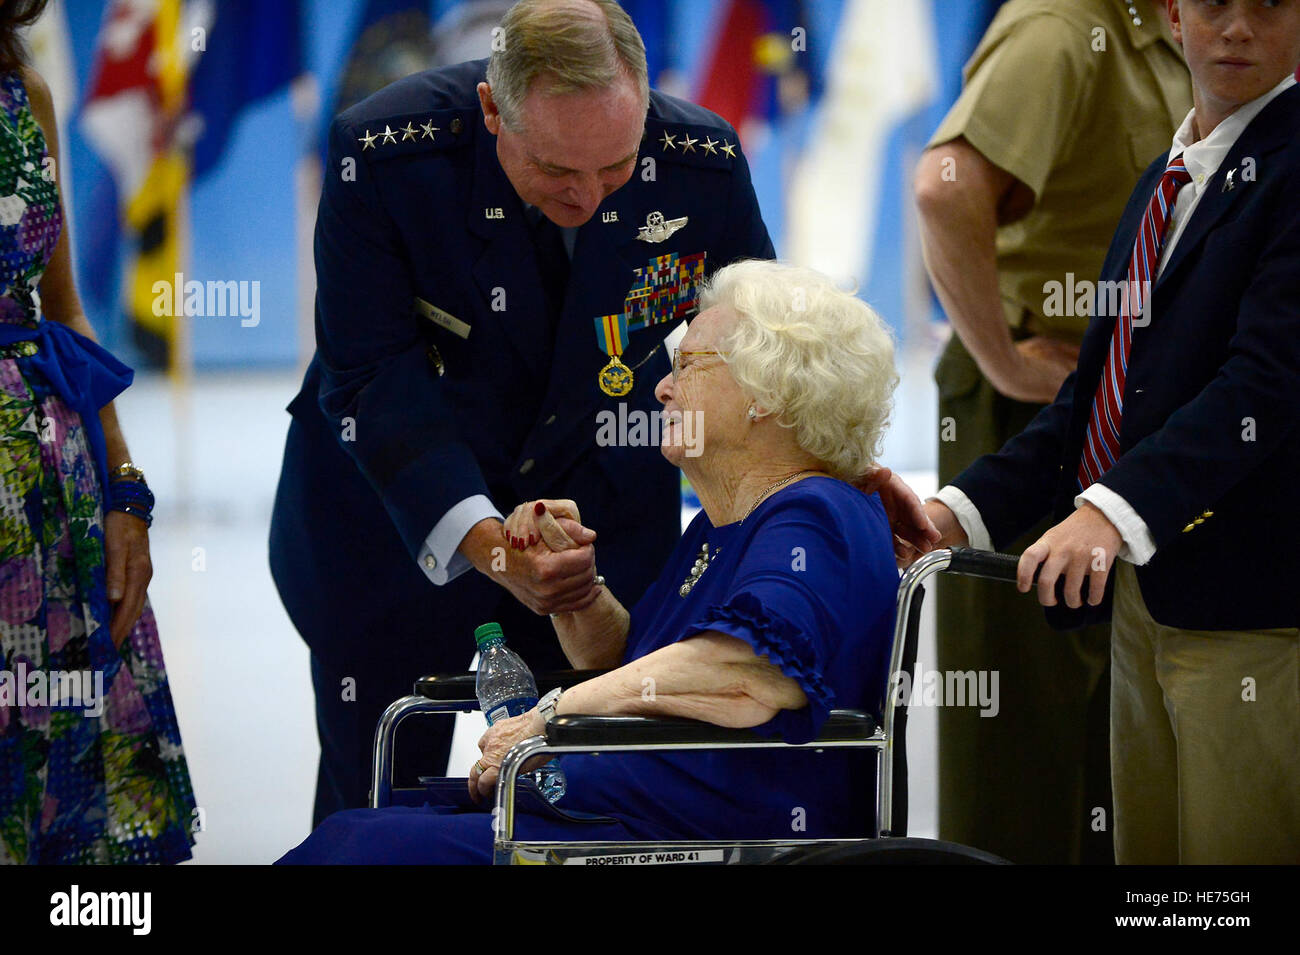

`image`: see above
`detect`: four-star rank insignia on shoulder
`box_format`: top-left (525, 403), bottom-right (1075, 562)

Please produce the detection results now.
top-left (647, 118), bottom-right (738, 171)
top-left (354, 109), bottom-right (471, 160)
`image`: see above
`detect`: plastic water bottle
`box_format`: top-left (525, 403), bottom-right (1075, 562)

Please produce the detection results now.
top-left (474, 622), bottom-right (566, 803)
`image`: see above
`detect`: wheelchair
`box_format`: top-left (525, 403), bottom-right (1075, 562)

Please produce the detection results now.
top-left (370, 546), bottom-right (1019, 865)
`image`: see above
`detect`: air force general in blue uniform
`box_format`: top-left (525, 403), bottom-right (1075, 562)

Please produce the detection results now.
top-left (269, 58), bottom-right (774, 823)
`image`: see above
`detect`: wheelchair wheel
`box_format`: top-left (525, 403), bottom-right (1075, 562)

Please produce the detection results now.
top-left (769, 837), bottom-right (1010, 865)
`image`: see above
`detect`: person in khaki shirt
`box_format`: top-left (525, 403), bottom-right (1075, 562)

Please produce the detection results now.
top-left (913, 0), bottom-right (1190, 864)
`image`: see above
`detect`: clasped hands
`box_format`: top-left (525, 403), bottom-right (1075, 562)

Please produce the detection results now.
top-left (468, 498), bottom-right (596, 801)
top-left (485, 498), bottom-right (604, 615)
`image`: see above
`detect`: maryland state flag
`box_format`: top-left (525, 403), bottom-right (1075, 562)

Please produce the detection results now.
top-left (79, 0), bottom-right (193, 372)
top-left (80, 0), bottom-right (299, 371)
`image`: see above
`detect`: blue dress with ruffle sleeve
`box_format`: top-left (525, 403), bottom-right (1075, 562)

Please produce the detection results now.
top-left (277, 477), bottom-right (897, 864)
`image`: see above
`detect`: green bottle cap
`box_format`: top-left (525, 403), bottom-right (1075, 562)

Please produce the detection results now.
top-left (474, 622), bottom-right (504, 648)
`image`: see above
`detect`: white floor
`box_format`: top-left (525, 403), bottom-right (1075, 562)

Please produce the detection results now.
top-left (116, 350), bottom-right (941, 863)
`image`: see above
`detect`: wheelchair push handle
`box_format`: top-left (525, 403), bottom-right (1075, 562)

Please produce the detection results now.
top-left (944, 546), bottom-right (1026, 583)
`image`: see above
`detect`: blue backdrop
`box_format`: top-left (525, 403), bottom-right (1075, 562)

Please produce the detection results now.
top-left (56, 0), bottom-right (994, 369)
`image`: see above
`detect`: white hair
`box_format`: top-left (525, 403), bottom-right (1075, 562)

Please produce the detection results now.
top-left (698, 259), bottom-right (899, 480)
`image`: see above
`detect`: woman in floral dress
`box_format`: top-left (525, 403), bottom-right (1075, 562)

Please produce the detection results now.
top-left (0, 1), bottom-right (196, 863)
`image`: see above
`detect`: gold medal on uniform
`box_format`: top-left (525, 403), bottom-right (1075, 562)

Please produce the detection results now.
top-left (594, 250), bottom-right (707, 397)
top-left (593, 313), bottom-right (634, 396)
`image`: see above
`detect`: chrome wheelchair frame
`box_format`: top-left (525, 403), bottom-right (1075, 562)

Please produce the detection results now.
top-left (370, 546), bottom-right (1021, 865)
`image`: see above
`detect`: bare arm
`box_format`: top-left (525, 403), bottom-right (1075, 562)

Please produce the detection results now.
top-left (914, 137), bottom-right (1077, 404)
top-left (555, 632), bottom-right (807, 728)
top-left (470, 631), bottom-right (805, 800)
top-left (24, 67), bottom-right (132, 471)
top-left (25, 66), bottom-right (149, 647)
top-left (548, 588), bottom-right (629, 670)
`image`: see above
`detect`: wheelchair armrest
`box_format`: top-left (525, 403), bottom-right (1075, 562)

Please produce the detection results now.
top-left (545, 709), bottom-right (879, 747)
top-left (414, 669), bottom-right (613, 703)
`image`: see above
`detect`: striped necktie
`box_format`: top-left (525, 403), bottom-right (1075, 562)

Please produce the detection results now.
top-left (1077, 156), bottom-right (1193, 490)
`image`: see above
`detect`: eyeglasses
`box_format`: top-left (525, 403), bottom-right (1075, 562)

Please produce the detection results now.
top-left (671, 348), bottom-right (728, 381)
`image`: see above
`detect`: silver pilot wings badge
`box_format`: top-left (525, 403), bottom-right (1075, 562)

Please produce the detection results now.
top-left (636, 210), bottom-right (688, 243)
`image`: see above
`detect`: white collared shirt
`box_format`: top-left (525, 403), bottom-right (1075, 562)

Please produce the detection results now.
top-left (1158, 73), bottom-right (1296, 275)
top-left (935, 73), bottom-right (1297, 563)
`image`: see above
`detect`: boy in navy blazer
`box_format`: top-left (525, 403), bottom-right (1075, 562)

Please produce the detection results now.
top-left (921, 0), bottom-right (1300, 863)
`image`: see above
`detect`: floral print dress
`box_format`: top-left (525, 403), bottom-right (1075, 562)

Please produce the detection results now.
top-left (0, 71), bottom-right (196, 863)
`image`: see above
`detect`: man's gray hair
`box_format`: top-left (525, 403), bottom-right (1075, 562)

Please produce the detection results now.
top-left (486, 0), bottom-right (650, 130)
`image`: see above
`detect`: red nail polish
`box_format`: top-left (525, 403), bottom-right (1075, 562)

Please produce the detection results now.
top-left (528, 535), bottom-right (536, 547)
top-left (534, 501), bottom-right (546, 516)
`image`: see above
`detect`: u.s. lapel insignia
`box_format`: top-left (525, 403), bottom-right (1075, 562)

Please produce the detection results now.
top-left (637, 211), bottom-right (688, 243)
top-left (1222, 168), bottom-right (1236, 192)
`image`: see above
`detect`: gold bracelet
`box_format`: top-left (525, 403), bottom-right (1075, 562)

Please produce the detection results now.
top-left (111, 462), bottom-right (146, 484)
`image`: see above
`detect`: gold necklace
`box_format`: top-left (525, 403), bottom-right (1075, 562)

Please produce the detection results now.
top-left (739, 469), bottom-right (821, 524)
top-left (678, 470), bottom-right (821, 597)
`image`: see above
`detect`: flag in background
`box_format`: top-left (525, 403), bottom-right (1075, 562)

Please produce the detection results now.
top-left (785, 0), bottom-right (937, 290)
top-left (327, 0), bottom-right (437, 148)
top-left (188, 0), bottom-right (302, 181)
top-left (618, 0), bottom-right (670, 89)
top-left (322, 1), bottom-right (516, 160)
top-left (79, 0), bottom-right (301, 371)
top-left (79, 0), bottom-right (194, 372)
top-left (60, 0), bottom-right (996, 373)
top-left (693, 0), bottom-right (821, 152)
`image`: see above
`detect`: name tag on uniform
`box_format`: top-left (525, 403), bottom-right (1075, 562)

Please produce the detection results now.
top-left (414, 296), bottom-right (472, 339)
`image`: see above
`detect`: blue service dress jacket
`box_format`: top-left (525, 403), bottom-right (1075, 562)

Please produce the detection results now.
top-left (951, 85), bottom-right (1300, 632)
top-left (269, 57), bottom-right (775, 668)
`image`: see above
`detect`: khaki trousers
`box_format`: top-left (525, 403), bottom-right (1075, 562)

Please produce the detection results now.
top-left (1110, 561), bottom-right (1300, 864)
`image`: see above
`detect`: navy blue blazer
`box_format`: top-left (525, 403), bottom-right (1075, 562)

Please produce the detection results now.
top-left (952, 84), bottom-right (1300, 632)
top-left (269, 59), bottom-right (775, 664)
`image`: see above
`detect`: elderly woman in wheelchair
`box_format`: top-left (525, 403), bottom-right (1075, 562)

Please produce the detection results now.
top-left (279, 259), bottom-right (908, 864)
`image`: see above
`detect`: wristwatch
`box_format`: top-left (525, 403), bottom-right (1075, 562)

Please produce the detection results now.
top-left (537, 687), bottom-right (563, 725)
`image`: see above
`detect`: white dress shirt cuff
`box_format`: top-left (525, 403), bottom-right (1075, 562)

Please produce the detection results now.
top-left (418, 495), bottom-right (504, 586)
top-left (931, 486), bottom-right (994, 552)
top-left (1075, 484), bottom-right (1156, 566)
